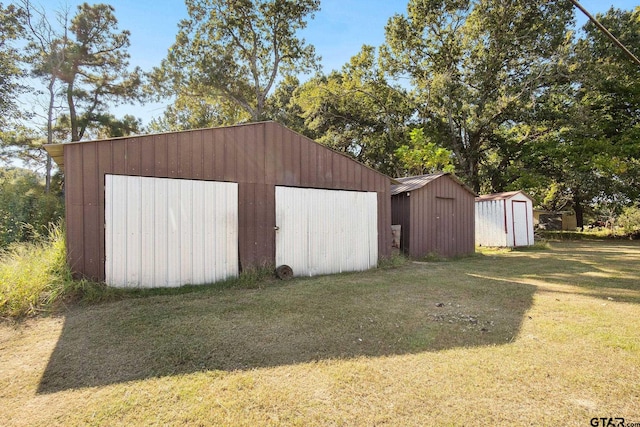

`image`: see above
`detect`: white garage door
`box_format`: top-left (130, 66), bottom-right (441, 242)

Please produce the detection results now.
top-left (105, 175), bottom-right (238, 288)
top-left (275, 186), bottom-right (378, 277)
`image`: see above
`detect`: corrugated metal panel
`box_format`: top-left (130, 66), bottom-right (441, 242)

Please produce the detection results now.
top-left (475, 199), bottom-right (508, 247)
top-left (275, 187), bottom-right (378, 276)
top-left (391, 172), bottom-right (476, 196)
top-left (105, 175), bottom-right (238, 288)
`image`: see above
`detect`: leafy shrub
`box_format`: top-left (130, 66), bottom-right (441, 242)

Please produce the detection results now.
top-left (617, 205), bottom-right (640, 237)
top-left (0, 168), bottom-right (64, 248)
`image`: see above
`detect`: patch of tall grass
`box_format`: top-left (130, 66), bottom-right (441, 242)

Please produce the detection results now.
top-left (0, 224), bottom-right (74, 318)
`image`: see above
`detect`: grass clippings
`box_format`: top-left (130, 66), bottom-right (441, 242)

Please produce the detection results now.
top-left (1, 240), bottom-right (639, 426)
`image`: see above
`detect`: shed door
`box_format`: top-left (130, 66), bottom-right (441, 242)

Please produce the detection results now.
top-left (435, 197), bottom-right (455, 256)
top-left (275, 187), bottom-right (378, 277)
top-left (105, 175), bottom-right (238, 288)
top-left (512, 200), bottom-right (530, 246)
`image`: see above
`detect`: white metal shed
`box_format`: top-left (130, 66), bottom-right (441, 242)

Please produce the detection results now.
top-left (475, 191), bottom-right (534, 247)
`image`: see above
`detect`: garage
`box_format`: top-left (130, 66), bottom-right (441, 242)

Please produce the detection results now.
top-left (45, 121), bottom-right (393, 286)
top-left (275, 186), bottom-right (378, 276)
top-left (105, 175), bottom-right (238, 287)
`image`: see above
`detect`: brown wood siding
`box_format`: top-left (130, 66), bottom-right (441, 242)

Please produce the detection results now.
top-left (62, 122), bottom-right (391, 281)
top-left (391, 175), bottom-right (474, 258)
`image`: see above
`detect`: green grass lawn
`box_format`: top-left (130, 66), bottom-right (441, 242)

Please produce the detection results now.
top-left (1, 240), bottom-right (639, 426)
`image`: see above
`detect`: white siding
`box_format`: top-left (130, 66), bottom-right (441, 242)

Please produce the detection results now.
top-left (475, 192), bottom-right (534, 247)
top-left (105, 175), bottom-right (238, 288)
top-left (475, 200), bottom-right (508, 247)
top-left (275, 187), bottom-right (378, 277)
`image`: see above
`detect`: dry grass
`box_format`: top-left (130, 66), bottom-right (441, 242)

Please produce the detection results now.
top-left (1, 240), bottom-right (639, 426)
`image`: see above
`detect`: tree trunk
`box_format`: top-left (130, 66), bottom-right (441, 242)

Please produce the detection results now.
top-left (574, 196), bottom-right (584, 230)
top-left (67, 81), bottom-right (79, 141)
top-left (45, 75), bottom-right (56, 193)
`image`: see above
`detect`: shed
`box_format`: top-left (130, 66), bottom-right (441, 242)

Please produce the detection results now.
top-left (475, 191), bottom-right (534, 247)
top-left (391, 173), bottom-right (476, 258)
top-left (533, 210), bottom-right (577, 231)
top-left (45, 121), bottom-right (392, 287)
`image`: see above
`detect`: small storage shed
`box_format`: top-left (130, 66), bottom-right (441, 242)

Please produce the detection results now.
top-left (475, 191), bottom-right (534, 247)
top-left (391, 173), bottom-right (476, 258)
top-left (45, 121), bottom-right (392, 287)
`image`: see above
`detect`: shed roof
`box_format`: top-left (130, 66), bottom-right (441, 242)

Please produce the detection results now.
top-left (43, 121), bottom-right (397, 184)
top-left (391, 172), bottom-right (476, 196)
top-left (475, 190), bottom-right (533, 202)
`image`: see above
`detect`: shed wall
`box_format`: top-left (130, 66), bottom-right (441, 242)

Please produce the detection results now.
top-left (63, 122), bottom-right (391, 282)
top-left (475, 200), bottom-right (509, 247)
top-left (392, 175), bottom-right (475, 258)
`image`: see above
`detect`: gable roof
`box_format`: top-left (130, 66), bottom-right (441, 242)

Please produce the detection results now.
top-left (391, 172), bottom-right (476, 196)
top-left (475, 190), bottom-right (533, 202)
top-left (44, 121), bottom-right (397, 184)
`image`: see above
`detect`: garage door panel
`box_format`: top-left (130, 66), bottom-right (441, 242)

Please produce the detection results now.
top-left (105, 175), bottom-right (238, 288)
top-left (276, 186), bottom-right (377, 277)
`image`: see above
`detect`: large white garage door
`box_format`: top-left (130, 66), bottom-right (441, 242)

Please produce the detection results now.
top-left (105, 175), bottom-right (238, 288)
top-left (275, 186), bottom-right (378, 277)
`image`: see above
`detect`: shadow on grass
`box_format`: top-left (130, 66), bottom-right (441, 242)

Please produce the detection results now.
top-left (38, 265), bottom-right (537, 394)
top-left (473, 240), bottom-right (640, 304)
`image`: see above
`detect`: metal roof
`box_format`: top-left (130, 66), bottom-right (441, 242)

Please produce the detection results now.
top-left (475, 190), bottom-right (533, 202)
top-left (391, 172), bottom-right (476, 196)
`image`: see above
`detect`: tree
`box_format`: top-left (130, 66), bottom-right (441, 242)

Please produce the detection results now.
top-left (0, 3), bottom-right (26, 152)
top-left (515, 7), bottom-right (640, 228)
top-left (147, 94), bottom-right (250, 133)
top-left (26, 2), bottom-right (143, 143)
top-left (153, 0), bottom-right (321, 123)
top-left (382, 0), bottom-right (574, 192)
top-left (293, 45), bottom-right (415, 175)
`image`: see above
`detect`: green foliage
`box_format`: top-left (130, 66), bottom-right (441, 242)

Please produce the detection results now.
top-left (516, 7), bottom-right (640, 227)
top-left (147, 94), bottom-right (250, 133)
top-left (153, 0), bottom-right (320, 123)
top-left (0, 2), bottom-right (26, 131)
top-left (617, 205), bottom-right (640, 235)
top-left (395, 128), bottom-right (454, 176)
top-left (0, 223), bottom-right (71, 318)
top-left (293, 45), bottom-right (415, 175)
top-left (25, 2), bottom-right (143, 142)
top-left (382, 0), bottom-right (574, 191)
top-left (0, 168), bottom-right (63, 248)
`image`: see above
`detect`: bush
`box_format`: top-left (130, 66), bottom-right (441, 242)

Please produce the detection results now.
top-left (0, 224), bottom-right (74, 318)
top-left (617, 205), bottom-right (640, 237)
top-left (0, 168), bottom-right (64, 248)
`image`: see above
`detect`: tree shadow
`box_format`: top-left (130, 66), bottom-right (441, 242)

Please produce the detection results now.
top-left (37, 266), bottom-right (537, 394)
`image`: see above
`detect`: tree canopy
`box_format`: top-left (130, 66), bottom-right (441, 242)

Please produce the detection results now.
top-left (153, 0), bottom-right (321, 125)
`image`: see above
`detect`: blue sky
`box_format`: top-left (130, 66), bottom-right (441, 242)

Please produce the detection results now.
top-left (29, 0), bottom-right (640, 124)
